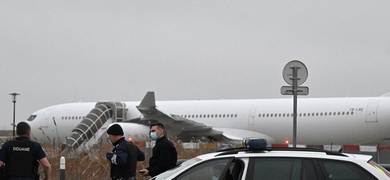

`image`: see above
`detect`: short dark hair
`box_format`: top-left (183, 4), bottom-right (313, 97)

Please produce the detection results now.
top-left (150, 122), bottom-right (164, 130)
top-left (16, 122), bottom-right (31, 136)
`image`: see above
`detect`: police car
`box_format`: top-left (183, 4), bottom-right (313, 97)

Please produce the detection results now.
top-left (151, 138), bottom-right (390, 180)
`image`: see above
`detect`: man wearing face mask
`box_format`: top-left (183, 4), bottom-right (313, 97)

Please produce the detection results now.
top-left (139, 123), bottom-right (177, 177)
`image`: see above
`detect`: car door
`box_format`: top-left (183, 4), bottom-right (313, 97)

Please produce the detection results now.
top-left (246, 157), bottom-right (321, 180)
top-left (174, 158), bottom-right (234, 180)
top-left (316, 159), bottom-right (378, 180)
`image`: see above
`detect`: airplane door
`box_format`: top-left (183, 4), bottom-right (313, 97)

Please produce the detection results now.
top-left (248, 108), bottom-right (256, 125)
top-left (366, 103), bottom-right (378, 123)
top-left (40, 110), bottom-right (51, 128)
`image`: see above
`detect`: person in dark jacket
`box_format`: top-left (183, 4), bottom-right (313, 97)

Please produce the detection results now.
top-left (0, 122), bottom-right (51, 180)
top-left (106, 124), bottom-right (138, 180)
top-left (139, 122), bottom-right (177, 177)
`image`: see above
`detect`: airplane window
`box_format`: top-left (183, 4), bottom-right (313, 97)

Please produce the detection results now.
top-left (231, 114), bottom-right (234, 117)
top-left (342, 112), bottom-right (345, 115)
top-left (346, 112), bottom-right (349, 115)
top-left (307, 113), bottom-right (310, 117)
top-left (303, 113), bottom-right (306, 117)
top-left (320, 113), bottom-right (323, 116)
top-left (223, 114), bottom-right (225, 118)
top-left (351, 111), bottom-right (354, 115)
top-left (270, 114), bottom-right (273, 117)
top-left (279, 113), bottom-right (281, 117)
top-left (219, 114), bottom-right (222, 118)
top-left (324, 112), bottom-right (327, 116)
top-left (27, 115), bottom-right (37, 121)
top-left (287, 114), bottom-right (289, 117)
top-left (266, 114), bottom-right (269, 117)
top-left (65, 117), bottom-right (68, 120)
top-left (235, 114), bottom-right (237, 117)
top-left (283, 114), bottom-right (285, 117)
top-left (316, 113), bottom-right (319, 116)
top-left (338, 112), bottom-right (341, 115)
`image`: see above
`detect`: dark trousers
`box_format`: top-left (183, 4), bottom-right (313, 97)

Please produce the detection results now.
top-left (111, 177), bottom-right (136, 180)
top-left (8, 177), bottom-right (35, 180)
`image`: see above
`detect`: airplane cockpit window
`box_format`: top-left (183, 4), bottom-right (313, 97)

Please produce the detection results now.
top-left (27, 115), bottom-right (37, 121)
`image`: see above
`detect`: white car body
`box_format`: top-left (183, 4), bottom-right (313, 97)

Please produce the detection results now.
top-left (153, 147), bottom-right (390, 180)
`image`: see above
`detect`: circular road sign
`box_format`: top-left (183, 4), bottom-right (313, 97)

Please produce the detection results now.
top-left (282, 60), bottom-right (308, 85)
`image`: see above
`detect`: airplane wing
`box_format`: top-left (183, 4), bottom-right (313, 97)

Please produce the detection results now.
top-left (136, 92), bottom-right (276, 143)
top-left (212, 127), bottom-right (276, 144)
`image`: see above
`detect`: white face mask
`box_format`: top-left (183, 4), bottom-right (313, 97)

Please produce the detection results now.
top-left (150, 132), bottom-right (158, 140)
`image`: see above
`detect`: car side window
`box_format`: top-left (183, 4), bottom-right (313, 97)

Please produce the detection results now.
top-left (247, 157), bottom-right (318, 180)
top-left (175, 158), bottom-right (233, 180)
top-left (229, 159), bottom-right (245, 180)
top-left (318, 159), bottom-right (377, 180)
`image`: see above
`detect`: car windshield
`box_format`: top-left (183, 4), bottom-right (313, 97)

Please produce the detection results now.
top-left (152, 157), bottom-right (202, 180)
top-left (368, 160), bottom-right (390, 178)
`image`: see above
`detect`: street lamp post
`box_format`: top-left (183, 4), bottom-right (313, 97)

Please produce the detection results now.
top-left (9, 93), bottom-right (20, 138)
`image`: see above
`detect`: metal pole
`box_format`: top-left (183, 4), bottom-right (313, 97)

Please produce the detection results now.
top-left (9, 93), bottom-right (20, 138)
top-left (12, 102), bottom-right (16, 138)
top-left (292, 66), bottom-right (298, 148)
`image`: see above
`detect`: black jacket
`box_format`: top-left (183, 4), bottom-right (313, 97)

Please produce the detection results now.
top-left (147, 136), bottom-right (177, 177)
top-left (109, 138), bottom-right (138, 178)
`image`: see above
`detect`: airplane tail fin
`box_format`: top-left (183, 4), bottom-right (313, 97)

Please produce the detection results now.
top-left (139, 91), bottom-right (156, 107)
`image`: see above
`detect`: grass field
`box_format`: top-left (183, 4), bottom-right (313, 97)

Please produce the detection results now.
top-left (41, 138), bottom-right (220, 180)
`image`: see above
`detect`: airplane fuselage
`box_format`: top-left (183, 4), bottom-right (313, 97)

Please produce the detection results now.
top-left (26, 96), bottom-right (390, 146)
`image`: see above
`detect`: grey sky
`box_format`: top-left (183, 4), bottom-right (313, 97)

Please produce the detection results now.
top-left (1, 1), bottom-right (390, 129)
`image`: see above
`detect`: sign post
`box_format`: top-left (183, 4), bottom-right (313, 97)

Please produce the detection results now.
top-left (281, 60), bottom-right (309, 148)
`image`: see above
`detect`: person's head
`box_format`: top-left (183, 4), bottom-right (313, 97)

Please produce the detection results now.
top-left (149, 122), bottom-right (165, 140)
top-left (16, 122), bottom-right (31, 138)
top-left (106, 124), bottom-right (124, 143)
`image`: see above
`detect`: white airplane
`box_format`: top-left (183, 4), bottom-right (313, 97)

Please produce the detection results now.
top-left (25, 91), bottom-right (390, 149)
